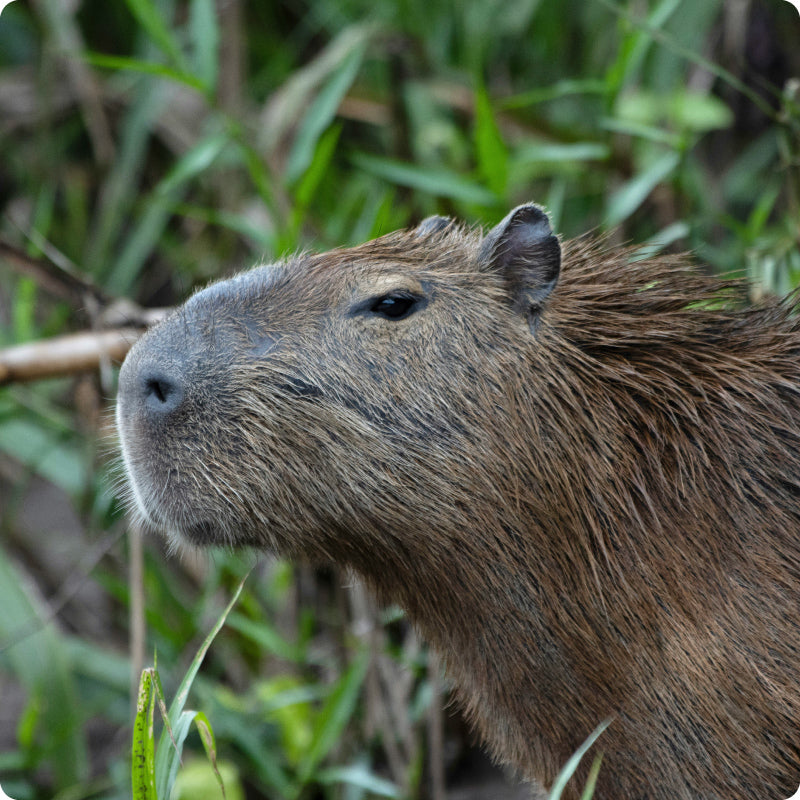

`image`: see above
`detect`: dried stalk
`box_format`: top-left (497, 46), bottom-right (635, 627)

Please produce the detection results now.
top-left (0, 326), bottom-right (153, 385)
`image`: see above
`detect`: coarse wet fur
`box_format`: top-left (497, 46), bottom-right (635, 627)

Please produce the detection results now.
top-left (117, 205), bottom-right (800, 799)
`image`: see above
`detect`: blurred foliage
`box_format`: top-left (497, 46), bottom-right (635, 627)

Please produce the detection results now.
top-left (0, 0), bottom-right (798, 798)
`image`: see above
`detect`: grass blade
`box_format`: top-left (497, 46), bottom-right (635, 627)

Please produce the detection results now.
top-left (352, 153), bottom-right (498, 207)
top-left (83, 52), bottom-right (205, 92)
top-left (156, 130), bottom-right (230, 197)
top-left (579, 753), bottom-right (605, 800)
top-left (286, 44), bottom-right (365, 185)
top-left (604, 0), bottom-right (682, 92)
top-left (189, 0), bottom-right (218, 95)
top-left (549, 719), bottom-right (610, 799)
top-left (84, 78), bottom-right (168, 279)
top-left (155, 574), bottom-right (249, 799)
top-left (474, 83), bottom-right (508, 196)
top-left (605, 150), bottom-right (680, 228)
top-left (296, 649), bottom-right (370, 785)
top-left (194, 712), bottom-right (226, 799)
top-left (169, 575), bottom-right (248, 717)
top-left (156, 710), bottom-right (199, 800)
top-left (512, 142), bottom-right (610, 164)
top-left (106, 130), bottom-right (229, 295)
top-left (123, 0), bottom-right (188, 73)
top-left (132, 669), bottom-right (158, 800)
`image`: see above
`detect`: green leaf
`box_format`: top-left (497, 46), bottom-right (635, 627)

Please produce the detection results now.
top-left (157, 709), bottom-right (199, 800)
top-left (296, 649), bottom-right (370, 785)
top-left (82, 52), bottom-right (205, 92)
top-left (190, 0), bottom-right (219, 95)
top-left (132, 669), bottom-right (158, 800)
top-left (0, 419), bottom-right (85, 496)
top-left (600, 116), bottom-right (682, 147)
top-left (666, 91), bottom-right (733, 133)
top-left (172, 204), bottom-right (275, 251)
top-left (287, 44), bottom-right (365, 185)
top-left (237, 140), bottom-right (275, 209)
top-left (156, 130), bottom-right (230, 197)
top-left (605, 150), bottom-right (680, 228)
top-left (194, 712), bottom-right (227, 799)
top-left (11, 277), bottom-right (37, 343)
top-left (293, 123), bottom-right (343, 213)
top-left (257, 677), bottom-right (317, 767)
top-left (630, 221), bottom-right (690, 261)
top-left (16, 691), bottom-right (40, 753)
top-left (123, 0), bottom-right (188, 73)
top-left (746, 184), bottom-right (781, 240)
top-left (352, 153), bottom-right (498, 206)
top-left (106, 192), bottom-right (176, 296)
top-left (106, 130), bottom-right (228, 295)
top-left (614, 90), bottom-right (733, 133)
top-left (225, 611), bottom-right (302, 662)
top-left (513, 142), bottom-right (610, 164)
top-left (474, 83), bottom-right (508, 196)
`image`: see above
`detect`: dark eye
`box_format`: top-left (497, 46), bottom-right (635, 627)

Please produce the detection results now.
top-left (369, 292), bottom-right (423, 320)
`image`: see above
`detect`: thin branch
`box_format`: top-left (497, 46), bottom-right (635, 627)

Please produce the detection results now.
top-left (1, 235), bottom-right (170, 385)
top-left (129, 523), bottom-right (146, 712)
top-left (0, 238), bottom-right (110, 306)
top-left (0, 326), bottom-right (151, 385)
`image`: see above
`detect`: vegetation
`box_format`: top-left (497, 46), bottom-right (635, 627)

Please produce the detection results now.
top-left (0, 0), bottom-right (797, 798)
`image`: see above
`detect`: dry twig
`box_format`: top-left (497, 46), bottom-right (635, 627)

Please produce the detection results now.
top-left (0, 327), bottom-right (146, 385)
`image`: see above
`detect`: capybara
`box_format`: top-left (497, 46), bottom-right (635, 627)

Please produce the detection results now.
top-left (117, 204), bottom-right (800, 799)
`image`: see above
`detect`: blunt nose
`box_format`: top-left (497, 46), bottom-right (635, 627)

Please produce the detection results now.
top-left (119, 350), bottom-right (188, 425)
top-left (141, 370), bottom-right (184, 415)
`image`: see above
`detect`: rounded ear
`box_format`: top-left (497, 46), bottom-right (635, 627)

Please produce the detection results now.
top-left (415, 215), bottom-right (454, 237)
top-left (478, 203), bottom-right (561, 331)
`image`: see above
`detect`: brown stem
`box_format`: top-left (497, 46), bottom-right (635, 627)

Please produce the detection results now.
top-left (0, 327), bottom-right (145, 385)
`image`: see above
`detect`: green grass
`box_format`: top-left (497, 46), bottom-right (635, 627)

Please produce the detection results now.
top-left (0, 0), bottom-right (798, 798)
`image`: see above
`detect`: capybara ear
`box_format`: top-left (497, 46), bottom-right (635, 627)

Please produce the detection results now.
top-left (415, 215), bottom-right (454, 237)
top-left (478, 204), bottom-right (561, 327)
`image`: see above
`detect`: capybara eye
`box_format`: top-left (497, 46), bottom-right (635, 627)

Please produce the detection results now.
top-left (369, 292), bottom-right (421, 320)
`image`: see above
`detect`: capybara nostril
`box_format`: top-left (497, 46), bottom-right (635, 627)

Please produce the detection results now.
top-left (141, 371), bottom-right (184, 415)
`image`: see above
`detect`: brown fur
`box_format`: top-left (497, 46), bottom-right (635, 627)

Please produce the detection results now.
top-left (117, 206), bottom-right (800, 799)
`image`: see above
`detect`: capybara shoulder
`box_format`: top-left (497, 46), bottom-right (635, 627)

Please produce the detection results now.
top-left (117, 204), bottom-right (800, 799)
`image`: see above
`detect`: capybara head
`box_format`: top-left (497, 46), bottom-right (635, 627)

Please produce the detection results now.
top-left (116, 204), bottom-right (559, 561)
top-left (117, 204), bottom-right (800, 799)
